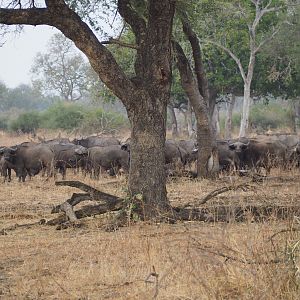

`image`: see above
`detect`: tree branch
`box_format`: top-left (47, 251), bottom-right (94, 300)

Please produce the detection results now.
top-left (181, 13), bottom-right (210, 104)
top-left (117, 0), bottom-right (146, 44)
top-left (255, 25), bottom-right (282, 53)
top-left (101, 37), bottom-right (138, 50)
top-left (203, 39), bottom-right (247, 82)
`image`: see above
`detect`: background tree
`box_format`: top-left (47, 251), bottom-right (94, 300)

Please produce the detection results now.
top-left (0, 82), bottom-right (54, 112)
top-left (31, 33), bottom-right (93, 102)
top-left (252, 3), bottom-right (300, 130)
top-left (198, 0), bottom-right (291, 137)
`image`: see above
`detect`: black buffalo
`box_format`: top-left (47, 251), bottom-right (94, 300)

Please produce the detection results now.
top-left (0, 155), bottom-right (13, 182)
top-left (50, 143), bottom-right (88, 179)
top-left (0, 142), bottom-right (54, 182)
top-left (192, 140), bottom-right (239, 172)
top-left (73, 136), bottom-right (120, 148)
top-left (88, 145), bottom-right (129, 178)
top-left (228, 138), bottom-right (287, 174)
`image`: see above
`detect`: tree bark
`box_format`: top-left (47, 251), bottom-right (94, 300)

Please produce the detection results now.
top-left (186, 101), bottom-right (194, 138)
top-left (173, 41), bottom-right (219, 178)
top-left (225, 94), bottom-right (236, 139)
top-left (179, 16), bottom-right (219, 177)
top-left (127, 99), bottom-right (170, 217)
top-left (119, 0), bottom-right (175, 217)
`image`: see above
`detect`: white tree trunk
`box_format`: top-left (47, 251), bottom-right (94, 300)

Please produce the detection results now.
top-left (225, 94), bottom-right (235, 139)
top-left (239, 83), bottom-right (252, 137)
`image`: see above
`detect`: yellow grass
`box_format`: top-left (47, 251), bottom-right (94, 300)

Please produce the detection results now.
top-left (0, 133), bottom-right (300, 299)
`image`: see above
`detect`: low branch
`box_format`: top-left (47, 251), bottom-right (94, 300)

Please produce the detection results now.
top-left (55, 181), bottom-right (122, 205)
top-left (101, 38), bottom-right (138, 50)
top-left (203, 39), bottom-right (246, 82)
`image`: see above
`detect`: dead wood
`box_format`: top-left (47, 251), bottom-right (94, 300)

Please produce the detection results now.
top-left (55, 181), bottom-right (122, 204)
top-left (182, 182), bottom-right (254, 208)
top-left (48, 180), bottom-right (300, 227)
top-left (48, 181), bottom-right (125, 226)
top-left (174, 205), bottom-right (300, 222)
top-left (46, 203), bottom-right (123, 226)
top-left (51, 193), bottom-right (92, 213)
top-left (190, 236), bottom-right (285, 265)
top-left (0, 219), bottom-right (46, 235)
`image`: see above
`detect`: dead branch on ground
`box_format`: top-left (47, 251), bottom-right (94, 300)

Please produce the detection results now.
top-left (182, 182), bottom-right (255, 208)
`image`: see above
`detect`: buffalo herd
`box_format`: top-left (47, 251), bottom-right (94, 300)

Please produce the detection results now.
top-left (1, 134), bottom-right (300, 182)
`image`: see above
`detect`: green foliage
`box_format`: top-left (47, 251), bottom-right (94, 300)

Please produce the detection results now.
top-left (31, 33), bottom-right (93, 102)
top-left (250, 102), bottom-right (293, 130)
top-left (0, 83), bottom-right (54, 112)
top-left (10, 111), bottom-right (41, 133)
top-left (0, 115), bottom-right (9, 130)
top-left (220, 101), bottom-right (294, 134)
top-left (7, 102), bottom-right (128, 134)
top-left (41, 102), bottom-right (86, 130)
top-left (80, 107), bottom-right (128, 134)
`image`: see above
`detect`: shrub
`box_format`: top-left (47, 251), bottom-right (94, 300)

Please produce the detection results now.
top-left (80, 108), bottom-right (127, 134)
top-left (219, 112), bottom-right (241, 134)
top-left (41, 102), bottom-right (86, 130)
top-left (250, 103), bottom-right (293, 130)
top-left (9, 111), bottom-right (41, 133)
top-left (0, 116), bottom-right (9, 130)
top-left (5, 102), bottom-right (128, 134)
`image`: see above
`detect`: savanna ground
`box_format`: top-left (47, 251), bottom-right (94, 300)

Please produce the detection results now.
top-left (1, 132), bottom-right (300, 299)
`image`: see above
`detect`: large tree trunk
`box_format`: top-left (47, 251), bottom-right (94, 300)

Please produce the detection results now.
top-left (128, 98), bottom-right (169, 218)
top-left (178, 17), bottom-right (219, 177)
top-left (119, 0), bottom-right (175, 217)
top-left (225, 94), bottom-right (236, 139)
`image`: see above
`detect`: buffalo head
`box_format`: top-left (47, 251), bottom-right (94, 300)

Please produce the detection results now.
top-left (0, 146), bottom-right (18, 161)
top-left (228, 140), bottom-right (250, 153)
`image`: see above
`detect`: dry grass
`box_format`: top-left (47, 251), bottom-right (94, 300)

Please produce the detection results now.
top-left (0, 133), bottom-right (300, 299)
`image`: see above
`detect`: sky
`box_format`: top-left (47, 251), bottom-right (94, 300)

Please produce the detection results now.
top-left (0, 25), bottom-right (60, 88)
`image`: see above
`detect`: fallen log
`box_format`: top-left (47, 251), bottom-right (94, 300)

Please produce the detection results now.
top-left (48, 181), bottom-right (124, 225)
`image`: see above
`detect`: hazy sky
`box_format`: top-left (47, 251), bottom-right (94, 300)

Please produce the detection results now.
top-left (0, 25), bottom-right (60, 88)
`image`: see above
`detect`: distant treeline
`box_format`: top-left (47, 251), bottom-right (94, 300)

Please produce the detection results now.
top-left (0, 102), bottom-right (128, 134)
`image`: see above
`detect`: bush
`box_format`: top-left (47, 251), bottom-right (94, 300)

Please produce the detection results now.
top-left (219, 112), bottom-right (241, 134)
top-left (9, 111), bottom-right (41, 133)
top-left (250, 103), bottom-right (293, 130)
top-left (80, 108), bottom-right (127, 134)
top-left (6, 102), bottom-right (128, 134)
top-left (0, 116), bottom-right (9, 130)
top-left (41, 102), bottom-right (86, 130)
